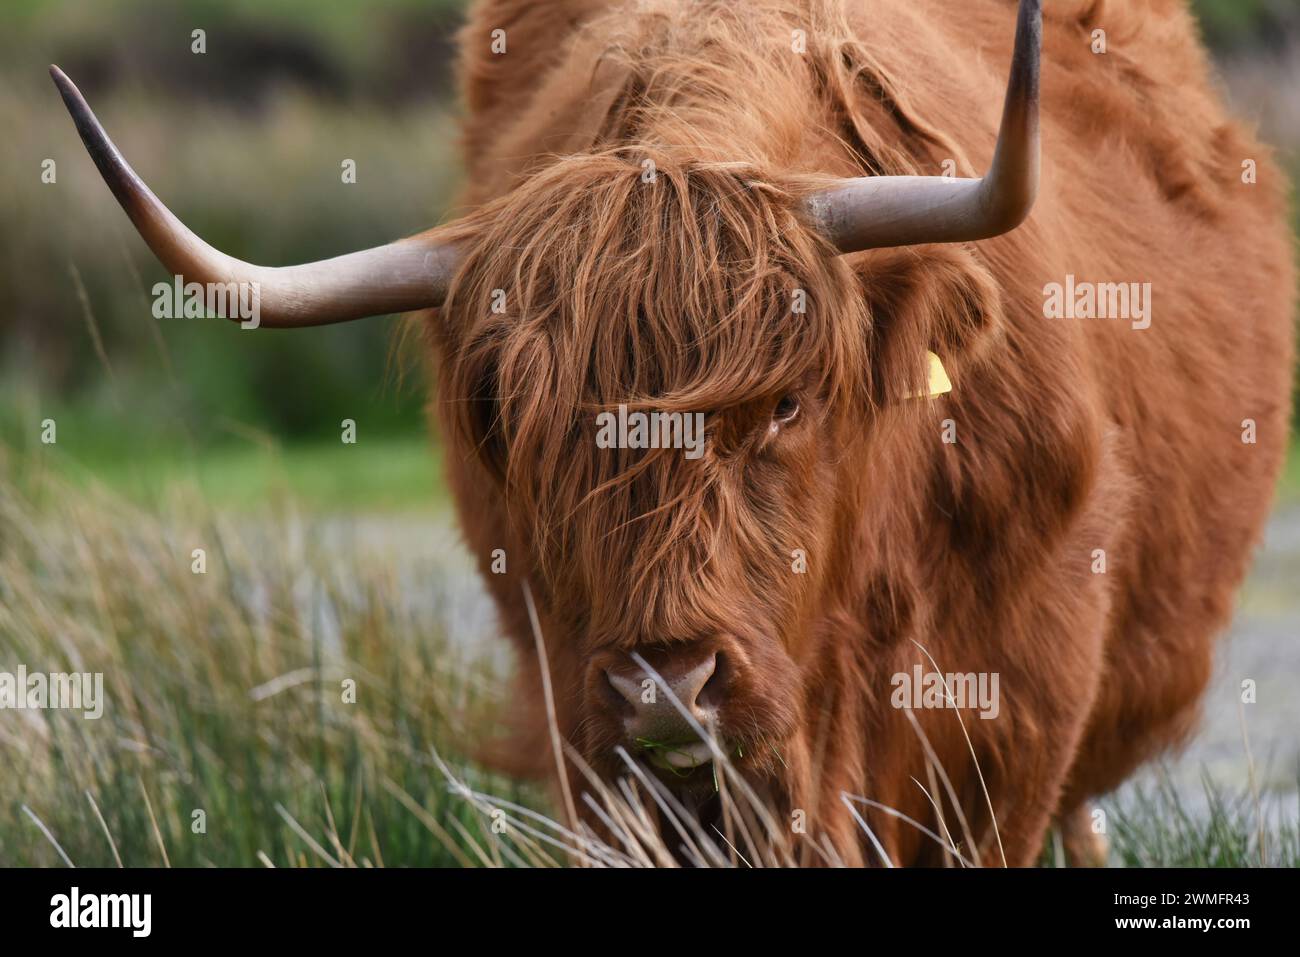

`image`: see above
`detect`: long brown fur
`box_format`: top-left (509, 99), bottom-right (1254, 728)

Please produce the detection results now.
top-left (419, 0), bottom-right (1296, 865)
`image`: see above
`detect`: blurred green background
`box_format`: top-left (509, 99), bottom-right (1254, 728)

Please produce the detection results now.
top-left (1, 0), bottom-right (467, 508)
top-left (1, 0), bottom-right (1297, 508)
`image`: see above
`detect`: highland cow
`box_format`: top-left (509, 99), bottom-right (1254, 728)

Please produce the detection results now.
top-left (53, 0), bottom-right (1296, 865)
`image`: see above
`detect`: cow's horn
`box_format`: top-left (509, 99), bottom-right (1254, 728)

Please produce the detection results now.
top-left (49, 65), bottom-right (457, 327)
top-left (804, 0), bottom-right (1041, 252)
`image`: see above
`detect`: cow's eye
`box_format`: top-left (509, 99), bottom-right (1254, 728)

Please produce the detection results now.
top-left (772, 394), bottom-right (800, 427)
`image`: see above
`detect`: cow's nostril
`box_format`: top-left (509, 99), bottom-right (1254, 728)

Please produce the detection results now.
top-left (601, 668), bottom-right (637, 717)
top-left (671, 651), bottom-right (718, 715)
top-left (697, 651), bottom-right (730, 711)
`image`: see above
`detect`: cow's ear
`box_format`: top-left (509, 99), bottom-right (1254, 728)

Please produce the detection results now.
top-left (858, 245), bottom-right (1004, 407)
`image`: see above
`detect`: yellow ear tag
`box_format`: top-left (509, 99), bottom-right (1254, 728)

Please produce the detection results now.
top-left (907, 351), bottom-right (951, 399)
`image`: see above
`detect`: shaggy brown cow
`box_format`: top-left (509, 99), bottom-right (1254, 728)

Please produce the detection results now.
top-left (53, 0), bottom-right (1295, 866)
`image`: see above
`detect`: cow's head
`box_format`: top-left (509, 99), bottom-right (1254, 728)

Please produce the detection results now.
top-left (52, 2), bottom-right (1040, 803)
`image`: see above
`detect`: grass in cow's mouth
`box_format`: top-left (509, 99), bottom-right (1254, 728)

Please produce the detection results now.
top-left (633, 736), bottom-right (682, 754)
top-left (634, 739), bottom-right (699, 779)
top-left (635, 736), bottom-right (736, 761)
top-left (635, 736), bottom-right (751, 793)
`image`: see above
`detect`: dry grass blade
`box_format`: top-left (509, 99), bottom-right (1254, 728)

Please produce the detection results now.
top-left (1237, 697), bottom-right (1267, 867)
top-left (319, 782), bottom-right (356, 867)
top-left (21, 804), bottom-right (75, 868)
top-left (844, 792), bottom-right (975, 867)
top-left (839, 792), bottom-right (895, 866)
top-left (378, 776), bottom-right (476, 869)
top-left (612, 747), bottom-right (725, 866)
top-left (902, 706), bottom-right (982, 866)
top-left (432, 749), bottom-right (614, 867)
top-left (138, 779), bottom-right (171, 868)
top-left (274, 802), bottom-right (341, 868)
top-left (521, 580), bottom-right (580, 847)
top-left (910, 639), bottom-right (1005, 867)
top-left (84, 789), bottom-right (123, 868)
top-left (909, 776), bottom-right (965, 868)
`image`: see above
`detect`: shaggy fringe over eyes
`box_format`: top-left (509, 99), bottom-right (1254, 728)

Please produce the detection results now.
top-left (432, 150), bottom-right (870, 610)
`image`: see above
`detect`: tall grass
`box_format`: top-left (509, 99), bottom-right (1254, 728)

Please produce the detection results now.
top-left (0, 456), bottom-right (532, 867)
top-left (2, 455), bottom-right (1296, 867)
top-left (1104, 772), bottom-right (1300, 868)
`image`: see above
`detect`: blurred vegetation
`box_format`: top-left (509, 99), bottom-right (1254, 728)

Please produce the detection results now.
top-left (0, 0), bottom-right (1296, 499)
top-left (1103, 771), bottom-right (1299, 868)
top-left (2, 469), bottom-right (1292, 868)
top-left (0, 0), bottom-right (466, 483)
top-left (0, 470), bottom-right (533, 866)
top-left (1193, 0), bottom-right (1300, 50)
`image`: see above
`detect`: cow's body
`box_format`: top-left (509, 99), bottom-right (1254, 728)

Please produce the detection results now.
top-left (433, 0), bottom-right (1295, 864)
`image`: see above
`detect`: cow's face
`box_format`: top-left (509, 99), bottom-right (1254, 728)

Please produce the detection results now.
top-left (437, 154), bottom-right (882, 794)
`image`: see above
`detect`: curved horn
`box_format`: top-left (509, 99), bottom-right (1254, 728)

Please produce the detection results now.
top-left (50, 65), bottom-right (457, 327)
top-left (804, 0), bottom-right (1041, 253)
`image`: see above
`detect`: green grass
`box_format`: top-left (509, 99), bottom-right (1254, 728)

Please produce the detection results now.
top-left (1191, 0), bottom-right (1297, 48)
top-left (61, 436), bottom-right (445, 513)
top-left (1280, 440), bottom-right (1300, 504)
top-left (1, 377), bottom-right (446, 511)
top-left (0, 469), bottom-right (530, 868)
top-left (1103, 773), bottom-right (1300, 868)
top-left (7, 433), bottom-right (446, 512)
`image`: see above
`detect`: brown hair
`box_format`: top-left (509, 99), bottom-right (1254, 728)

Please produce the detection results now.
top-left (425, 0), bottom-right (1296, 865)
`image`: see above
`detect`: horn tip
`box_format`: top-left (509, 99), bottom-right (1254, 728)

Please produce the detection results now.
top-left (49, 64), bottom-right (82, 110)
